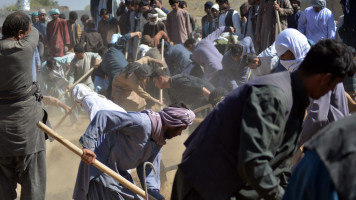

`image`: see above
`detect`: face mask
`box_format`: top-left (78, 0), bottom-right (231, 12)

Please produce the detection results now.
top-left (280, 59), bottom-right (301, 72)
top-left (149, 20), bottom-right (158, 25)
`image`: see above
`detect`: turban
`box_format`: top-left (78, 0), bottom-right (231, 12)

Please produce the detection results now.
top-left (31, 11), bottom-right (38, 17)
top-left (311, 0), bottom-right (326, 8)
top-left (159, 106), bottom-right (195, 127)
top-left (72, 84), bottom-right (98, 103)
top-left (38, 9), bottom-right (46, 14)
top-left (49, 8), bottom-right (60, 15)
top-left (148, 13), bottom-right (159, 18)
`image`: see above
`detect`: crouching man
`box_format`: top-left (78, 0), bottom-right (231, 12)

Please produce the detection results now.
top-left (73, 103), bottom-right (195, 200)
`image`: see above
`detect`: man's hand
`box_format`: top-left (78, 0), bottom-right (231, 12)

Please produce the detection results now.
top-left (81, 148), bottom-right (96, 164)
top-left (229, 26), bottom-right (235, 33)
top-left (153, 99), bottom-right (164, 107)
top-left (135, 32), bottom-right (142, 39)
top-left (67, 84), bottom-right (74, 91)
top-left (274, 2), bottom-right (280, 11)
top-left (94, 59), bottom-right (101, 69)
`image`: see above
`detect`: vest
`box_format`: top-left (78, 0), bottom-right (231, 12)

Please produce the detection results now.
top-left (225, 9), bottom-right (235, 27)
top-left (180, 72), bottom-right (297, 200)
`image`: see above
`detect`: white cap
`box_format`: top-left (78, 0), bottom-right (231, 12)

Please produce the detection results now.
top-left (211, 4), bottom-right (219, 11)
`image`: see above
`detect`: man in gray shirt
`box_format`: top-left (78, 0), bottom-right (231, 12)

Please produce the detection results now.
top-left (0, 12), bottom-right (49, 200)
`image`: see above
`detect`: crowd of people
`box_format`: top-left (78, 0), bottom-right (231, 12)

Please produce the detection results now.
top-left (1, 0), bottom-right (356, 199)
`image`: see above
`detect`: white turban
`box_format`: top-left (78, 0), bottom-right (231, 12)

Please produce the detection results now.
top-left (72, 84), bottom-right (98, 103)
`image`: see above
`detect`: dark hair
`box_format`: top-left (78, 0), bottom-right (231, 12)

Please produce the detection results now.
top-left (179, 1), bottom-right (187, 8)
top-left (291, 0), bottom-right (301, 6)
top-left (80, 14), bottom-right (89, 22)
top-left (69, 11), bottom-right (78, 20)
top-left (2, 11), bottom-right (30, 39)
top-left (46, 57), bottom-right (56, 70)
top-left (208, 87), bottom-right (228, 107)
top-left (169, 0), bottom-right (179, 5)
top-left (123, 62), bottom-right (152, 78)
top-left (100, 8), bottom-right (109, 16)
top-left (98, 46), bottom-right (108, 57)
top-left (243, 53), bottom-right (257, 65)
top-left (299, 39), bottom-right (356, 78)
top-left (87, 20), bottom-right (96, 29)
top-left (59, 13), bottom-right (66, 19)
top-left (74, 43), bottom-right (85, 53)
top-left (230, 44), bottom-right (243, 57)
top-left (184, 38), bottom-right (196, 48)
top-left (216, 0), bottom-right (228, 3)
top-left (139, 0), bottom-right (150, 7)
top-left (151, 68), bottom-right (169, 79)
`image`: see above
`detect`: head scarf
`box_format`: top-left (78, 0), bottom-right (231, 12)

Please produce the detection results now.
top-left (275, 28), bottom-right (311, 72)
top-left (72, 83), bottom-right (98, 103)
top-left (38, 9), bottom-right (46, 14)
top-left (311, 0), bottom-right (326, 8)
top-left (142, 106), bottom-right (195, 146)
top-left (31, 11), bottom-right (39, 17)
top-left (49, 8), bottom-right (60, 15)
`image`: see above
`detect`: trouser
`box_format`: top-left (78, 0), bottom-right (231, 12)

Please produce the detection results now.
top-left (0, 151), bottom-right (46, 200)
top-left (171, 168), bottom-right (204, 200)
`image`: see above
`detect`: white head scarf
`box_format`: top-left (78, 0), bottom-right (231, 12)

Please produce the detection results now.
top-left (72, 84), bottom-right (98, 103)
top-left (275, 28), bottom-right (311, 72)
top-left (311, 0), bottom-right (326, 8)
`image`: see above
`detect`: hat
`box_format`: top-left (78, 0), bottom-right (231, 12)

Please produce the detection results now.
top-left (49, 8), bottom-right (60, 15)
top-left (38, 9), bottom-right (46, 14)
top-left (211, 4), bottom-right (219, 11)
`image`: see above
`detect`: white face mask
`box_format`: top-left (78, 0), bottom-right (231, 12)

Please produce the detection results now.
top-left (149, 20), bottom-right (158, 25)
top-left (280, 59), bottom-right (301, 72)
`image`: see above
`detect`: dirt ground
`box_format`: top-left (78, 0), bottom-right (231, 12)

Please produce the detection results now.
top-left (14, 106), bottom-right (192, 200)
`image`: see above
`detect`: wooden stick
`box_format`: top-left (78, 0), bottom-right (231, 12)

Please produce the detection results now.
top-left (134, 37), bottom-right (141, 61)
top-left (246, 69), bottom-right (252, 82)
top-left (274, 1), bottom-right (282, 33)
top-left (37, 122), bottom-right (157, 200)
top-left (125, 40), bottom-right (129, 60)
top-left (54, 103), bottom-right (78, 130)
top-left (159, 38), bottom-right (165, 110)
top-left (193, 104), bottom-right (212, 114)
top-left (58, 67), bottom-right (95, 99)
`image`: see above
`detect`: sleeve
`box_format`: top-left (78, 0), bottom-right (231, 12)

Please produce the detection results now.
top-left (67, 61), bottom-right (76, 85)
top-left (23, 26), bottom-right (39, 51)
top-left (34, 48), bottom-right (41, 66)
top-left (255, 1), bottom-right (264, 39)
top-left (327, 12), bottom-right (336, 39)
top-left (174, 76), bottom-right (204, 94)
top-left (203, 26), bottom-right (229, 43)
top-left (79, 111), bottom-right (135, 150)
top-left (137, 149), bottom-right (164, 200)
top-left (124, 75), bottom-right (155, 100)
top-left (298, 11), bottom-right (307, 35)
top-left (238, 86), bottom-right (288, 200)
top-left (77, 24), bottom-right (82, 42)
top-left (279, 0), bottom-right (293, 16)
top-left (232, 10), bottom-right (242, 35)
top-left (185, 12), bottom-right (192, 36)
top-left (62, 20), bottom-right (71, 45)
top-left (155, 8), bottom-right (167, 22)
top-left (166, 13), bottom-right (172, 37)
top-left (88, 52), bottom-right (102, 62)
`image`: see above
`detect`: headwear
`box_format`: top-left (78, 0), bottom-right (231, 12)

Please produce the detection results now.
top-left (159, 106), bottom-right (195, 127)
top-left (142, 35), bottom-right (153, 45)
top-left (31, 11), bottom-right (39, 17)
top-left (211, 4), bottom-right (220, 11)
top-left (49, 8), bottom-right (60, 15)
top-left (38, 9), bottom-right (46, 14)
top-left (275, 28), bottom-right (311, 72)
top-left (110, 33), bottom-right (122, 44)
top-left (205, 1), bottom-right (214, 9)
top-left (142, 106), bottom-right (195, 146)
top-left (311, 0), bottom-right (326, 8)
top-left (148, 13), bottom-right (159, 18)
top-left (72, 84), bottom-right (98, 103)
top-left (169, 0), bottom-right (179, 5)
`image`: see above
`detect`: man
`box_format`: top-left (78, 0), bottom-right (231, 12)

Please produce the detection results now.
top-left (142, 10), bottom-right (167, 39)
top-left (201, 1), bottom-right (214, 38)
top-left (283, 113), bottom-right (356, 200)
top-left (216, 0), bottom-right (242, 37)
top-left (73, 103), bottom-right (195, 200)
top-left (72, 83), bottom-right (126, 121)
top-left (222, 37), bottom-right (256, 90)
top-left (151, 69), bottom-right (215, 109)
top-left (80, 14), bottom-right (90, 31)
top-left (191, 26), bottom-right (234, 85)
top-left (166, 0), bottom-right (191, 44)
top-left (45, 8), bottom-right (70, 57)
top-left (67, 11), bottom-right (82, 52)
top-left (179, 1), bottom-right (196, 33)
top-left (30, 11), bottom-right (39, 24)
top-left (101, 31), bottom-right (141, 98)
top-left (255, 0), bottom-right (293, 53)
top-left (287, 0), bottom-right (302, 29)
top-left (298, 0), bottom-right (335, 43)
top-left (80, 20), bottom-right (104, 53)
top-left (67, 44), bottom-right (102, 90)
top-left (244, 0), bottom-right (259, 40)
top-left (34, 8), bottom-right (47, 38)
top-left (164, 40), bottom-right (194, 76)
top-left (0, 12), bottom-right (49, 200)
top-left (339, 0), bottom-right (356, 49)
top-left (171, 39), bottom-right (356, 200)
top-left (152, 0), bottom-right (170, 14)
top-left (98, 8), bottom-right (121, 47)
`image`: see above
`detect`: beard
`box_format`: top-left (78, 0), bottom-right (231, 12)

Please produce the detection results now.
top-left (164, 127), bottom-right (180, 139)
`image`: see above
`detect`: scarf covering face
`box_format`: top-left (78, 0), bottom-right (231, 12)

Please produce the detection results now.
top-left (142, 107), bottom-right (195, 146)
top-left (275, 28), bottom-right (311, 72)
top-left (311, 0), bottom-right (326, 8)
top-left (72, 83), bottom-right (98, 103)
